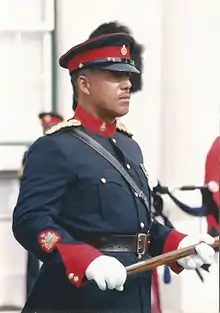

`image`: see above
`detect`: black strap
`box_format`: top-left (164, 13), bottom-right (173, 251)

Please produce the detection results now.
top-left (71, 128), bottom-right (153, 230)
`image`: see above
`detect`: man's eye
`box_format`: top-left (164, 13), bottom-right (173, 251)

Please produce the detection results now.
top-left (111, 72), bottom-right (131, 79)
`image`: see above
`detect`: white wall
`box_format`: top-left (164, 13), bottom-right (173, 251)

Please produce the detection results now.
top-left (160, 0), bottom-right (220, 186)
top-left (55, 1), bottom-right (220, 313)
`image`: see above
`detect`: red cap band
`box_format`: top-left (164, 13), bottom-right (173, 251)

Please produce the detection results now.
top-left (41, 116), bottom-right (62, 125)
top-left (68, 45), bottom-right (130, 72)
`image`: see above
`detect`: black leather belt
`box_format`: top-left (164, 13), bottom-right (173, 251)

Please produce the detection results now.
top-left (60, 224), bottom-right (150, 258)
top-left (84, 233), bottom-right (150, 257)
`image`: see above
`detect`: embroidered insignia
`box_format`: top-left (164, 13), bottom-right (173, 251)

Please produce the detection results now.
top-left (121, 45), bottom-right (127, 56)
top-left (116, 120), bottom-right (133, 137)
top-left (38, 230), bottom-right (61, 253)
top-left (45, 119), bottom-right (81, 135)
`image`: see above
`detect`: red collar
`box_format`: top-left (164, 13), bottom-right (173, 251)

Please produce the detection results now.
top-left (74, 105), bottom-right (116, 137)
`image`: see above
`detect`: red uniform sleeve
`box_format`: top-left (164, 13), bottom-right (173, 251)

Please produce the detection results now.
top-left (57, 244), bottom-right (102, 286)
top-left (150, 220), bottom-right (186, 273)
top-left (205, 137), bottom-right (220, 207)
top-left (163, 229), bottom-right (186, 273)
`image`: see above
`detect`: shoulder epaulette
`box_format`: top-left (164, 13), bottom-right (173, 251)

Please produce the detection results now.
top-left (18, 165), bottom-right (24, 179)
top-left (116, 121), bottom-right (133, 138)
top-left (45, 119), bottom-right (81, 135)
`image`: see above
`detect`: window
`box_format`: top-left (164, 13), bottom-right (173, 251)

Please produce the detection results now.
top-left (0, 0), bottom-right (55, 144)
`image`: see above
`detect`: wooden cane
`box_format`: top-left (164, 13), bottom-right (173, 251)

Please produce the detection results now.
top-left (126, 236), bottom-right (219, 275)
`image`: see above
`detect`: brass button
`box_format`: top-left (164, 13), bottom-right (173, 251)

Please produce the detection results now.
top-left (73, 276), bottom-right (79, 282)
top-left (101, 177), bottom-right (107, 184)
top-left (140, 222), bottom-right (145, 229)
top-left (68, 273), bottom-right (75, 280)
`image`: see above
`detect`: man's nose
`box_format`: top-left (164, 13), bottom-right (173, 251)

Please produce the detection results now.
top-left (121, 76), bottom-right (132, 90)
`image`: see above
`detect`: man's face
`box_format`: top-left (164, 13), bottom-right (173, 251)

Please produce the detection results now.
top-left (79, 69), bottom-right (132, 119)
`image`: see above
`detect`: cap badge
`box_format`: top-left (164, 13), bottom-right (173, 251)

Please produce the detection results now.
top-left (121, 45), bottom-right (127, 56)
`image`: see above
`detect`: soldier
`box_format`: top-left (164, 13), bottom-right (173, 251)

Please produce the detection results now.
top-left (38, 112), bottom-right (64, 133)
top-left (19, 112), bottom-right (64, 178)
top-left (204, 136), bottom-right (220, 235)
top-left (19, 111), bottom-right (63, 298)
top-left (157, 136), bottom-right (220, 237)
top-left (13, 33), bottom-right (215, 313)
top-left (88, 21), bottom-right (163, 313)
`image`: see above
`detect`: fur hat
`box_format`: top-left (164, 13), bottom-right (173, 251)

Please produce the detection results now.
top-left (89, 21), bottom-right (144, 93)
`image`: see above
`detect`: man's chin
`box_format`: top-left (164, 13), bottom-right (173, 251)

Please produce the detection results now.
top-left (115, 106), bottom-right (130, 118)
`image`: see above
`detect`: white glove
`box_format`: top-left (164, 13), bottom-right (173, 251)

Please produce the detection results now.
top-left (177, 234), bottom-right (215, 269)
top-left (85, 255), bottom-right (127, 291)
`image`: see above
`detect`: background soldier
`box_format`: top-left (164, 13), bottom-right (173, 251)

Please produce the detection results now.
top-left (153, 136), bottom-right (220, 282)
top-left (157, 136), bottom-right (219, 237)
top-left (204, 136), bottom-right (220, 235)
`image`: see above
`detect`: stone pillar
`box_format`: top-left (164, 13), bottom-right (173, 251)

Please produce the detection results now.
top-left (159, 1), bottom-right (220, 312)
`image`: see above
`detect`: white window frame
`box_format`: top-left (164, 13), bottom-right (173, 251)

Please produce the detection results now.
top-left (0, 0), bottom-right (55, 170)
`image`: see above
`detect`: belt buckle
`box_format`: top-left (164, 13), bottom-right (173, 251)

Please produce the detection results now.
top-left (136, 233), bottom-right (147, 259)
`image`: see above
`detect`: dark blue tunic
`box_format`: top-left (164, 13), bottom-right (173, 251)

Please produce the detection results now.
top-left (13, 119), bottom-right (184, 313)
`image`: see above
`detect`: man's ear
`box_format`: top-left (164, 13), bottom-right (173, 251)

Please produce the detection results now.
top-left (78, 75), bottom-right (90, 95)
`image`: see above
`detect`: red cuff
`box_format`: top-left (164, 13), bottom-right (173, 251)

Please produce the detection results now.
top-left (57, 243), bottom-right (102, 287)
top-left (163, 230), bottom-right (187, 274)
